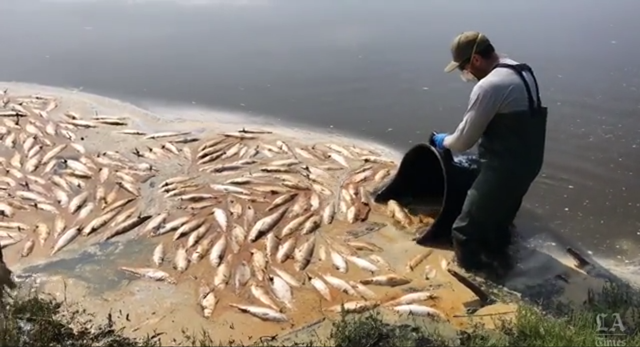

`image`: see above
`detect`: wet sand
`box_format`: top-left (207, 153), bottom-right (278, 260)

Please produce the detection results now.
top-left (0, 82), bottom-right (617, 345)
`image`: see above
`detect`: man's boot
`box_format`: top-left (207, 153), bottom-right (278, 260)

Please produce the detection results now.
top-left (452, 234), bottom-right (492, 273)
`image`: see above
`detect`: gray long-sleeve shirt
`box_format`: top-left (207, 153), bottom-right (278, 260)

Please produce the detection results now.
top-left (443, 57), bottom-right (540, 152)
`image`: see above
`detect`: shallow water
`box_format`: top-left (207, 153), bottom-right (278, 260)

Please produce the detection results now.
top-left (0, 0), bottom-right (639, 261)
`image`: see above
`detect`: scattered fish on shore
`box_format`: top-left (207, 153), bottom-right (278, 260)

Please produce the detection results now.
top-left (0, 90), bottom-right (459, 329)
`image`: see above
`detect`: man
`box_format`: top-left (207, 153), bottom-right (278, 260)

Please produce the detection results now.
top-left (431, 31), bottom-right (547, 278)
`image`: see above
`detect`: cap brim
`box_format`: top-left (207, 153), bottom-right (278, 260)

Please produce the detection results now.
top-left (444, 61), bottom-right (459, 73)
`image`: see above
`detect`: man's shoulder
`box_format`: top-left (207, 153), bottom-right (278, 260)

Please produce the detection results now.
top-left (475, 59), bottom-right (524, 94)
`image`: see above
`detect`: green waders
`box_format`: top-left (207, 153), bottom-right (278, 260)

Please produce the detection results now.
top-left (452, 63), bottom-right (547, 278)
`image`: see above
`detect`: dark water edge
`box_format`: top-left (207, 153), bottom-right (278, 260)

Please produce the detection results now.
top-left (0, 0), bottom-right (639, 259)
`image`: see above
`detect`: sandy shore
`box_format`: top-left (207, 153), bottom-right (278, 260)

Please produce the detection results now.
top-left (0, 82), bottom-right (614, 345)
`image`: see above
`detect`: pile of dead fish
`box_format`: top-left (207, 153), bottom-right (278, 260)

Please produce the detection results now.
top-left (0, 88), bottom-right (443, 324)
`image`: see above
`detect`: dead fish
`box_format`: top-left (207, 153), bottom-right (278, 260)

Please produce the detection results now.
top-left (325, 300), bottom-right (379, 314)
top-left (227, 197), bottom-right (243, 218)
top-left (153, 243), bottom-right (165, 266)
top-left (250, 249), bottom-right (268, 281)
top-left (318, 244), bottom-right (327, 261)
top-left (406, 250), bottom-right (434, 273)
top-left (75, 202), bottom-right (95, 222)
top-left (197, 137), bottom-right (227, 153)
top-left (346, 255), bottom-right (379, 273)
top-left (276, 237), bottom-right (297, 263)
top-left (9, 152), bottom-right (21, 169)
top-left (229, 224), bottom-right (247, 253)
top-left (300, 215), bottom-right (321, 235)
top-left (359, 274), bottom-right (411, 287)
top-left (424, 265), bottom-right (437, 280)
top-left (68, 191), bottom-right (89, 215)
top-left (144, 131), bottom-right (191, 140)
top-left (287, 194), bottom-right (309, 219)
top-left (81, 209), bottom-right (120, 236)
top-left (266, 193), bottom-right (297, 212)
top-left (306, 272), bottom-right (332, 301)
top-left (349, 281), bottom-right (377, 300)
top-left (53, 215), bottom-right (66, 239)
top-left (102, 197), bottom-right (136, 215)
top-left (109, 206), bottom-right (137, 228)
top-left (269, 274), bottom-right (293, 309)
top-left (374, 168), bottom-right (391, 182)
top-left (200, 290), bottom-right (217, 318)
top-left (322, 274), bottom-right (358, 297)
top-left (35, 223), bottom-right (50, 246)
top-left (280, 212), bottom-right (313, 238)
top-left (142, 213), bottom-right (168, 236)
top-left (70, 143), bottom-right (86, 154)
top-left (160, 176), bottom-right (193, 188)
top-left (233, 260), bottom-right (251, 293)
top-left (330, 250), bottom-right (348, 273)
top-left (362, 155), bottom-right (396, 165)
top-left (250, 282), bottom-right (280, 311)
top-left (328, 152), bottom-right (349, 167)
top-left (0, 203), bottom-right (14, 218)
top-left (322, 202), bottom-right (336, 225)
top-left (265, 233), bottom-right (279, 259)
top-left (348, 169), bottom-right (374, 185)
top-left (440, 258), bottom-right (449, 271)
top-left (387, 200), bottom-right (411, 227)
top-left (390, 304), bottom-right (445, 318)
top-left (187, 223), bottom-right (211, 249)
top-left (272, 266), bottom-right (301, 287)
top-left (104, 214), bottom-right (152, 241)
top-left (119, 266), bottom-right (176, 284)
top-left (117, 181), bottom-right (140, 197)
top-left (346, 206), bottom-right (358, 223)
top-left (224, 177), bottom-right (261, 185)
top-left (173, 217), bottom-right (207, 241)
top-left (209, 235), bottom-right (227, 268)
top-left (0, 237), bottom-right (21, 249)
top-left (248, 206), bottom-right (289, 242)
top-left (213, 256), bottom-right (232, 290)
top-left (155, 215), bottom-right (191, 236)
top-left (16, 190), bottom-right (48, 204)
top-left (51, 226), bottom-right (81, 255)
top-left (212, 208), bottom-right (228, 232)
top-left (191, 233), bottom-right (214, 263)
top-left (383, 292), bottom-right (437, 307)
top-left (368, 255), bottom-right (393, 272)
top-left (293, 237), bottom-right (316, 271)
top-left (326, 143), bottom-right (356, 159)
top-left (294, 147), bottom-right (319, 161)
top-left (20, 239), bottom-right (35, 257)
top-left (117, 129), bottom-right (147, 135)
top-left (173, 245), bottom-right (189, 272)
top-left (228, 303), bottom-right (288, 322)
top-left (347, 240), bottom-right (383, 252)
top-left (186, 200), bottom-right (217, 211)
top-left (244, 204), bottom-right (256, 230)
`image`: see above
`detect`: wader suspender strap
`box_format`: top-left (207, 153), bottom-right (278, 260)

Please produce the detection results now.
top-left (494, 63), bottom-right (542, 114)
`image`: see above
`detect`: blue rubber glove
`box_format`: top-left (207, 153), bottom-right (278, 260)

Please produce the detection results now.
top-left (432, 133), bottom-right (448, 150)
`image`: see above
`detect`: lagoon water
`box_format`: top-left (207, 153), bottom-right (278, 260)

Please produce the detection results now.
top-left (0, 0), bottom-right (639, 260)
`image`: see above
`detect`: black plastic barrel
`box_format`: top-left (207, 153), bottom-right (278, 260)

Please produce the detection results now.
top-left (372, 136), bottom-right (480, 245)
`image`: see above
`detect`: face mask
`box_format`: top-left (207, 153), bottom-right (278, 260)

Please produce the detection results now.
top-left (460, 69), bottom-right (478, 83)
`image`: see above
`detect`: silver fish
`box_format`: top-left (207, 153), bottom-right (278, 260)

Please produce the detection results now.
top-left (248, 206), bottom-right (289, 242)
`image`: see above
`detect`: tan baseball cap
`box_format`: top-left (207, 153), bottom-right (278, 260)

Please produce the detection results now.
top-left (444, 31), bottom-right (492, 73)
